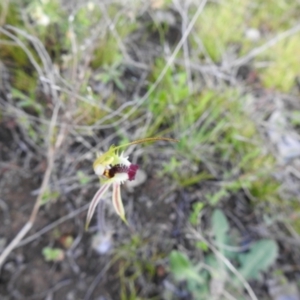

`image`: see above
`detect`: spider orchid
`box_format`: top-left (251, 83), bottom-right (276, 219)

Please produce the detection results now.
top-left (85, 137), bottom-right (178, 229)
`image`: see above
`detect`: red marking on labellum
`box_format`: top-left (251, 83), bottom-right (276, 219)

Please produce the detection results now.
top-left (104, 164), bottom-right (139, 181)
top-left (127, 164), bottom-right (138, 181)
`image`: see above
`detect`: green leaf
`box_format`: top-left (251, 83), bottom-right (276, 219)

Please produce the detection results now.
top-left (238, 239), bottom-right (278, 280)
top-left (189, 202), bottom-right (204, 226)
top-left (207, 189), bottom-right (229, 206)
top-left (41, 189), bottom-right (60, 205)
top-left (291, 111), bottom-right (300, 126)
top-left (77, 171), bottom-right (90, 185)
top-left (169, 251), bottom-right (203, 284)
top-left (114, 78), bottom-right (125, 91)
top-left (211, 209), bottom-right (229, 247)
top-left (196, 241), bottom-right (209, 252)
top-left (169, 250), bottom-right (192, 281)
top-left (12, 88), bottom-right (43, 115)
top-left (42, 247), bottom-right (64, 262)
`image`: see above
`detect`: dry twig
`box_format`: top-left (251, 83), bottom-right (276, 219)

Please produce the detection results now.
top-left (0, 103), bottom-right (63, 270)
top-left (0, 27), bottom-right (66, 269)
top-left (188, 227), bottom-right (258, 300)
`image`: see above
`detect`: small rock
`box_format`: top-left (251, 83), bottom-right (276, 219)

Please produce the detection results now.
top-left (268, 110), bottom-right (300, 162)
top-left (269, 282), bottom-right (300, 300)
top-left (245, 28), bottom-right (261, 41)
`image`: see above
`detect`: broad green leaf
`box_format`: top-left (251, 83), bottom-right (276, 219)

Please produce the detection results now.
top-left (211, 209), bottom-right (229, 247)
top-left (169, 250), bottom-right (191, 280)
top-left (211, 209), bottom-right (232, 274)
top-left (238, 239), bottom-right (278, 280)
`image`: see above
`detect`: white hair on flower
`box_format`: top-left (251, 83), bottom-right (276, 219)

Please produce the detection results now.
top-left (85, 137), bottom-right (178, 229)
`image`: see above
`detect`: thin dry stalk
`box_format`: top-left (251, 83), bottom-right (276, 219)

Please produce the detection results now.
top-left (188, 227), bottom-right (258, 300)
top-left (0, 27), bottom-right (49, 93)
top-left (5, 25), bottom-right (60, 102)
top-left (0, 25), bottom-right (68, 269)
top-left (0, 0), bottom-right (9, 27)
top-left (16, 203), bottom-right (89, 248)
top-left (87, 0), bottom-right (208, 130)
top-left (173, 0), bottom-right (193, 91)
top-left (0, 103), bottom-right (63, 270)
top-left (232, 23), bottom-right (300, 67)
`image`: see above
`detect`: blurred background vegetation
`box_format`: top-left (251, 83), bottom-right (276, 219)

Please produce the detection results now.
top-left (1, 0), bottom-right (300, 299)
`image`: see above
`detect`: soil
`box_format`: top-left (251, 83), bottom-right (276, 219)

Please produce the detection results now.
top-left (1, 7), bottom-right (300, 300)
top-left (0, 126), bottom-right (179, 299)
top-left (1, 142), bottom-right (297, 300)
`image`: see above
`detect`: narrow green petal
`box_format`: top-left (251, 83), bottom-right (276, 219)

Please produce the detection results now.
top-left (112, 183), bottom-right (128, 224)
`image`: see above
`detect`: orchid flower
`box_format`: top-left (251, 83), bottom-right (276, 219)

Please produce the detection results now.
top-left (85, 137), bottom-right (178, 229)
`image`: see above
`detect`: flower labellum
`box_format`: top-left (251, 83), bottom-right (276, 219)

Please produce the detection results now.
top-left (85, 137), bottom-right (178, 229)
